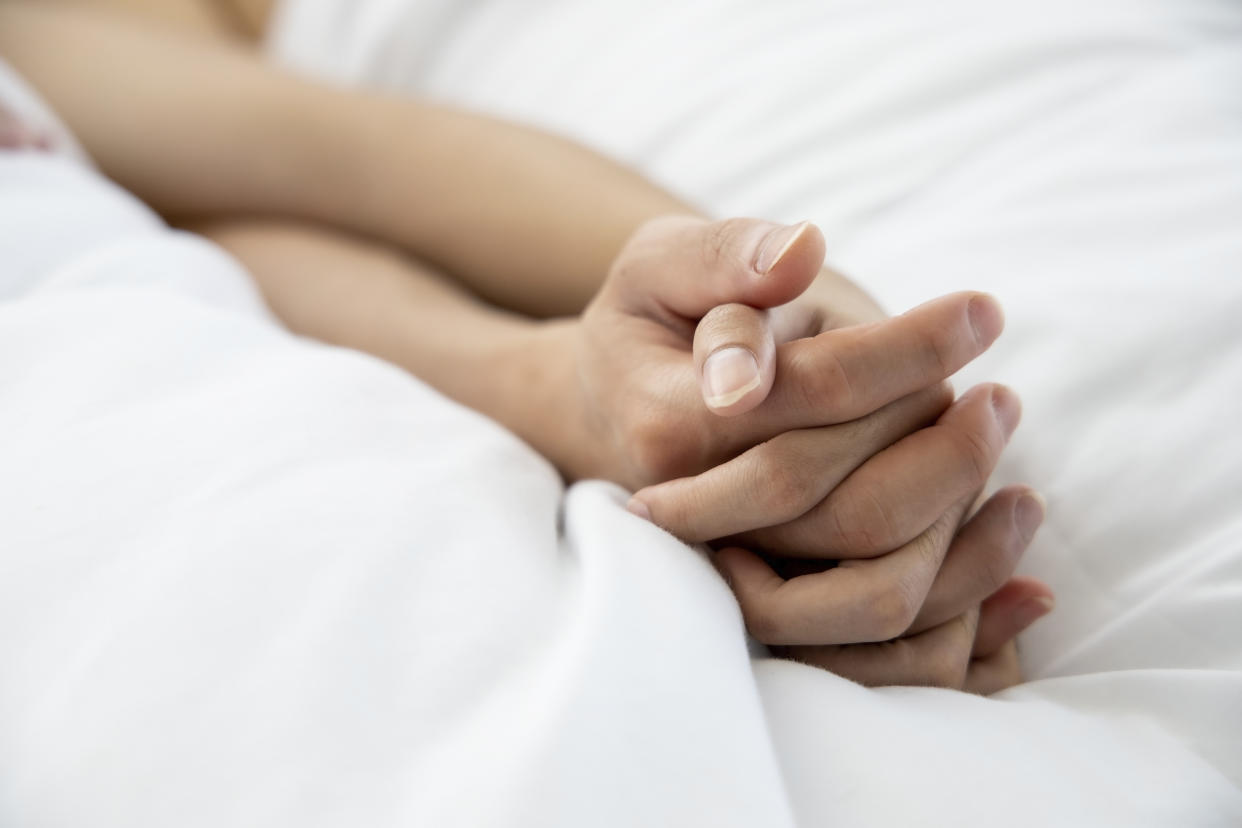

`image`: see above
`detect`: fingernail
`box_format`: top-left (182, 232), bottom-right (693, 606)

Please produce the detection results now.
top-left (1015, 491), bottom-right (1046, 542)
top-left (1013, 595), bottom-right (1055, 631)
top-left (626, 496), bottom-right (652, 522)
top-left (703, 346), bottom-right (761, 409)
top-left (990, 385), bottom-right (1021, 439)
top-left (967, 294), bottom-right (1004, 348)
top-left (753, 221), bottom-right (810, 275)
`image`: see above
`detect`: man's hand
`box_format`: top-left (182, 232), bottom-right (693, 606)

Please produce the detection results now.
top-left (556, 216), bottom-right (1003, 491)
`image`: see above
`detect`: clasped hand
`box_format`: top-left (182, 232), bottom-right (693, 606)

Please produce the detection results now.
top-left (541, 216), bottom-right (1053, 692)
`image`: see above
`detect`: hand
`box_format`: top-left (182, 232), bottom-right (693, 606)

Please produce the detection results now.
top-left (548, 216), bottom-right (1001, 492)
top-left (768, 571), bottom-right (1055, 693)
top-left (542, 214), bottom-right (1052, 692)
top-left (631, 384), bottom-right (1047, 650)
top-left (212, 212), bottom-right (1051, 693)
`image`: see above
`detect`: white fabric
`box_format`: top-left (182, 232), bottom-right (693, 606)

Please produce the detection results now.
top-left (0, 0), bottom-right (1239, 821)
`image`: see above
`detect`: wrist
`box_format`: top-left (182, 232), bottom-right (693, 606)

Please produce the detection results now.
top-left (457, 315), bottom-right (594, 481)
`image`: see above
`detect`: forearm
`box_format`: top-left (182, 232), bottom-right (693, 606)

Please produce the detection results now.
top-left (201, 218), bottom-right (581, 466)
top-left (0, 1), bottom-right (696, 316)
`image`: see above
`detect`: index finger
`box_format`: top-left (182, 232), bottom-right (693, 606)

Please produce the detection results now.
top-left (732, 291), bottom-right (1004, 441)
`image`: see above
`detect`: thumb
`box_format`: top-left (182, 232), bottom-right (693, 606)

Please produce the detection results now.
top-left (615, 216), bottom-right (826, 319)
top-left (693, 303), bottom-right (776, 415)
top-left (688, 220), bottom-right (826, 414)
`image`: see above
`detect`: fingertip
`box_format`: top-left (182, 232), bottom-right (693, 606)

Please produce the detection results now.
top-left (1005, 574), bottom-right (1055, 607)
top-left (713, 549), bottom-right (790, 625)
top-left (948, 382), bottom-right (1022, 441)
top-left (976, 576), bottom-right (1054, 656)
top-left (988, 383), bottom-right (1023, 439)
top-left (1011, 594), bottom-right (1055, 634)
top-left (713, 546), bottom-right (776, 586)
top-left (755, 221), bottom-right (812, 274)
top-left (967, 292), bottom-right (1005, 348)
top-left (750, 221), bottom-right (825, 307)
top-left (626, 494), bottom-right (653, 523)
top-left (1014, 490), bottom-right (1046, 543)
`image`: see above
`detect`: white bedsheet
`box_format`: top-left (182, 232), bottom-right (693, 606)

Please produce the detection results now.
top-left (1, 0), bottom-right (1240, 822)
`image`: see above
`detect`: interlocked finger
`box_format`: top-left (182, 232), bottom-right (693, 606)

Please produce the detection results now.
top-left (964, 641), bottom-right (1023, 695)
top-left (775, 608), bottom-right (980, 689)
top-left (630, 385), bottom-right (950, 541)
top-left (735, 291), bottom-right (1004, 440)
top-left (712, 493), bottom-right (973, 647)
top-left (906, 486), bottom-right (1046, 635)
top-left (730, 383), bottom-right (1019, 559)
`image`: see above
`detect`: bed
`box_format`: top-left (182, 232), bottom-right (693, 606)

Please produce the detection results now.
top-left (1, 0), bottom-right (1240, 824)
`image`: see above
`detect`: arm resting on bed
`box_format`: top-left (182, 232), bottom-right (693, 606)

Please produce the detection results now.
top-left (0, 0), bottom-right (695, 316)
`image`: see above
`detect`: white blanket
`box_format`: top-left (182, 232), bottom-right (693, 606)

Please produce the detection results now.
top-left (2, 0), bottom-right (1241, 822)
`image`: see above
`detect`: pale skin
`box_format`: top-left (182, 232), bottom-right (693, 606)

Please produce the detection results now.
top-left (0, 0), bottom-right (1054, 691)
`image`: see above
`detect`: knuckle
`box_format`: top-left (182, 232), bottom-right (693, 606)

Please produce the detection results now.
top-left (840, 380), bottom-right (950, 455)
top-left (990, 669), bottom-right (1023, 694)
top-left (976, 545), bottom-right (1014, 595)
top-left (924, 322), bottom-right (962, 379)
top-left (924, 652), bottom-right (969, 689)
top-left (920, 381), bottom-right (956, 420)
top-left (822, 348), bottom-right (858, 416)
top-left (699, 303), bottom-right (761, 346)
top-left (945, 422), bottom-right (996, 490)
top-left (923, 618), bottom-right (975, 688)
top-left (743, 602), bottom-right (787, 645)
top-left (838, 411), bottom-right (882, 450)
top-left (971, 526), bottom-right (1021, 597)
top-left (749, 438), bottom-right (821, 522)
top-left (840, 407), bottom-right (899, 456)
top-left (868, 578), bottom-right (921, 641)
top-left (920, 510), bottom-right (957, 564)
top-left (699, 218), bottom-right (752, 271)
top-left (991, 647), bottom-right (1025, 691)
top-left (831, 484), bottom-right (900, 555)
top-left (789, 343), bottom-right (856, 421)
top-left (628, 410), bottom-right (706, 484)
